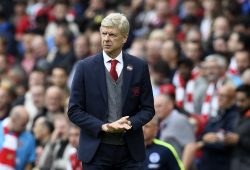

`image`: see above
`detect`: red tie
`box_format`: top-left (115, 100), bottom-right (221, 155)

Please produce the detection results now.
top-left (109, 60), bottom-right (118, 81)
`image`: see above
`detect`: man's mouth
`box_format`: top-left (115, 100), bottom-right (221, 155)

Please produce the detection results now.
top-left (104, 45), bottom-right (111, 48)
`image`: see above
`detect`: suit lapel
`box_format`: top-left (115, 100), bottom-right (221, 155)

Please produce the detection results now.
top-left (122, 53), bottom-right (133, 107)
top-left (94, 53), bottom-right (108, 105)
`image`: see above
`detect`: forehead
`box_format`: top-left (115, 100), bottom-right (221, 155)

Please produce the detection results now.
top-left (35, 117), bottom-right (45, 125)
top-left (100, 26), bottom-right (119, 33)
top-left (235, 52), bottom-right (249, 59)
top-left (205, 60), bottom-right (217, 67)
top-left (219, 87), bottom-right (229, 94)
top-left (236, 91), bottom-right (248, 98)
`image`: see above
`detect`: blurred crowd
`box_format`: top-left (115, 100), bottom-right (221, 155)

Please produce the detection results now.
top-left (0, 0), bottom-right (250, 170)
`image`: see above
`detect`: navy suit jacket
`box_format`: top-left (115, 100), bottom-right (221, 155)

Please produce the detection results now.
top-left (68, 52), bottom-right (155, 163)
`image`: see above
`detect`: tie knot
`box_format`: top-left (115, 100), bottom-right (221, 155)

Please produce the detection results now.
top-left (110, 59), bottom-right (118, 67)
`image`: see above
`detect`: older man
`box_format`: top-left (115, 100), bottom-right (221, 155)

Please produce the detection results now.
top-left (68, 13), bottom-right (154, 169)
top-left (0, 106), bottom-right (36, 170)
top-left (198, 84), bottom-right (238, 170)
top-left (154, 94), bottom-right (195, 157)
top-left (195, 54), bottom-right (233, 116)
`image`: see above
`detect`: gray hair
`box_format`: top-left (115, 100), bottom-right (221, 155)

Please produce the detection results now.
top-left (101, 13), bottom-right (130, 37)
top-left (205, 54), bottom-right (228, 68)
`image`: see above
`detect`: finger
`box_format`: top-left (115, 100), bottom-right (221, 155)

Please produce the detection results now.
top-left (117, 118), bottom-right (129, 125)
top-left (108, 122), bottom-right (124, 130)
top-left (122, 124), bottom-right (132, 130)
top-left (127, 120), bottom-right (132, 126)
top-left (119, 116), bottom-right (129, 122)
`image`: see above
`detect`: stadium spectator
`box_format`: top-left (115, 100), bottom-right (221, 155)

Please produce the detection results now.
top-left (143, 116), bottom-right (184, 170)
top-left (88, 31), bottom-right (102, 55)
top-left (160, 39), bottom-right (181, 80)
top-left (182, 84), bottom-right (238, 170)
top-left (197, 54), bottom-right (233, 116)
top-left (32, 116), bottom-right (54, 168)
top-left (47, 25), bottom-right (76, 73)
top-left (224, 84), bottom-right (250, 170)
top-left (0, 105), bottom-right (36, 170)
top-left (50, 66), bottom-right (69, 94)
top-left (0, 87), bottom-right (12, 120)
top-left (35, 86), bottom-right (65, 122)
top-left (67, 123), bottom-right (82, 170)
top-left (154, 93), bottom-right (195, 157)
top-left (12, 69), bottom-right (46, 129)
top-left (38, 114), bottom-right (73, 170)
top-left (198, 84), bottom-right (238, 170)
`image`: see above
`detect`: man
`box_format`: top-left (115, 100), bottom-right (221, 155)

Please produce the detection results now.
top-left (0, 87), bottom-right (12, 120)
top-left (198, 54), bottom-right (233, 116)
top-left (12, 69), bottom-right (46, 130)
top-left (41, 86), bottom-right (65, 121)
top-left (38, 115), bottom-right (73, 170)
top-left (0, 105), bottom-right (36, 170)
top-left (182, 84), bottom-right (239, 170)
top-left (68, 13), bottom-right (155, 169)
top-left (160, 39), bottom-right (181, 80)
top-left (67, 124), bottom-right (82, 170)
top-left (68, 34), bottom-right (90, 88)
top-left (224, 84), bottom-right (250, 170)
top-left (32, 116), bottom-right (53, 168)
top-left (172, 58), bottom-right (196, 114)
top-left (198, 84), bottom-right (238, 170)
top-left (48, 25), bottom-right (76, 73)
top-left (154, 94), bottom-right (195, 157)
top-left (234, 50), bottom-right (250, 75)
top-left (143, 116), bottom-right (184, 170)
top-left (51, 66), bottom-right (69, 94)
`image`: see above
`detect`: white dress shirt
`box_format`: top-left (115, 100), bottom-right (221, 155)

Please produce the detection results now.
top-left (103, 51), bottom-right (124, 77)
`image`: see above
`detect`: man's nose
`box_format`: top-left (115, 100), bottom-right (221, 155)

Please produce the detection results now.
top-left (104, 34), bottom-right (110, 41)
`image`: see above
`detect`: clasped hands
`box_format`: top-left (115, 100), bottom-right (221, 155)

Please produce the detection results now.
top-left (102, 116), bottom-right (132, 133)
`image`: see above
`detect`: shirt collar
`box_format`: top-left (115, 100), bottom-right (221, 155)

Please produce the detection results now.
top-left (103, 50), bottom-right (123, 64)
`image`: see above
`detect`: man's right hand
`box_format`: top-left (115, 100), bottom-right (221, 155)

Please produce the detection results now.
top-left (102, 116), bottom-right (132, 133)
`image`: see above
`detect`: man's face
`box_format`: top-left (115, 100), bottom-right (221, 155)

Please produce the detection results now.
top-left (154, 96), bottom-right (172, 121)
top-left (161, 41), bottom-right (177, 62)
top-left (0, 88), bottom-right (9, 109)
top-left (45, 91), bottom-right (62, 113)
top-left (204, 61), bottom-right (221, 82)
top-left (31, 86), bottom-right (45, 109)
top-left (185, 42), bottom-right (201, 62)
top-left (33, 117), bottom-right (45, 140)
top-left (217, 88), bottom-right (234, 109)
top-left (227, 33), bottom-right (241, 53)
top-left (54, 119), bottom-right (69, 140)
top-left (69, 127), bottom-right (80, 148)
top-left (29, 72), bottom-right (45, 88)
top-left (100, 26), bottom-right (127, 58)
top-left (51, 68), bottom-right (67, 88)
top-left (236, 92), bottom-right (250, 113)
top-left (235, 51), bottom-right (250, 74)
top-left (74, 37), bottom-right (88, 58)
top-left (12, 112), bottom-right (28, 133)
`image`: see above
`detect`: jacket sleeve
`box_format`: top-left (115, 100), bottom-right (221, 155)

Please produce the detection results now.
top-left (129, 61), bottom-right (155, 130)
top-left (67, 61), bottom-right (104, 137)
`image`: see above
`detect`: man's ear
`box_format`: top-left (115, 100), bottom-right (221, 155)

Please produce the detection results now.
top-left (122, 35), bottom-right (128, 44)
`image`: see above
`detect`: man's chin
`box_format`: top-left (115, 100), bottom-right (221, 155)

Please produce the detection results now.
top-left (103, 49), bottom-right (112, 53)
